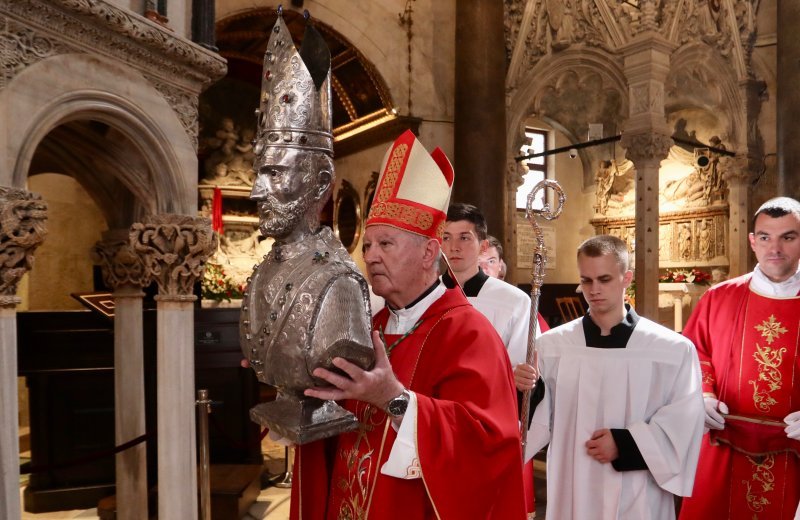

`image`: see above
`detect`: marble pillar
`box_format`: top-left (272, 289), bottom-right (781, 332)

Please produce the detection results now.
top-left (777, 0), bottom-right (800, 200)
top-left (0, 187), bottom-right (47, 520)
top-left (620, 32), bottom-right (675, 320)
top-left (724, 156), bottom-right (756, 277)
top-left (130, 215), bottom-right (216, 520)
top-left (454, 0), bottom-right (507, 236)
top-left (92, 232), bottom-right (150, 520)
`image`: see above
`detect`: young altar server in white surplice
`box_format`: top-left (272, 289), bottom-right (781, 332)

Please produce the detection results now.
top-left (516, 234), bottom-right (705, 520)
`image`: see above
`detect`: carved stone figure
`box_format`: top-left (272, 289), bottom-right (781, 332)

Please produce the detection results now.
top-left (678, 222), bottom-right (693, 260)
top-left (698, 220), bottom-right (712, 260)
top-left (239, 12), bottom-right (373, 444)
top-left (594, 160), bottom-right (614, 215)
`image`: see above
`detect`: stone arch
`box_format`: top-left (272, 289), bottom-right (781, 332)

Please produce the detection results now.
top-left (507, 48), bottom-right (628, 188)
top-left (214, 3), bottom-right (403, 120)
top-left (0, 53), bottom-right (196, 225)
top-left (666, 42), bottom-right (745, 149)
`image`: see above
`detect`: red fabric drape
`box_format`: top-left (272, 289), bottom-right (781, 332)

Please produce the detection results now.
top-left (212, 186), bottom-right (224, 233)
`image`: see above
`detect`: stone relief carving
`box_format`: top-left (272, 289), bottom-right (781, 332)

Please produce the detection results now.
top-left (130, 214), bottom-right (217, 298)
top-left (659, 141), bottom-right (729, 211)
top-left (677, 222), bottom-right (692, 260)
top-left (0, 187), bottom-right (48, 299)
top-left (199, 117), bottom-right (256, 187)
top-left (92, 236), bottom-right (149, 290)
top-left (592, 208), bottom-right (728, 268)
top-left (148, 78), bottom-right (200, 151)
top-left (2, 0), bottom-right (226, 148)
top-left (0, 23), bottom-right (74, 86)
top-left (211, 224), bottom-right (272, 290)
top-left (622, 132), bottom-right (673, 166)
top-left (594, 159), bottom-right (635, 215)
top-left (4, 0), bottom-right (226, 81)
top-left (505, 0), bottom-right (758, 79)
top-left (504, 0), bottom-right (527, 61)
top-left (536, 70), bottom-right (624, 141)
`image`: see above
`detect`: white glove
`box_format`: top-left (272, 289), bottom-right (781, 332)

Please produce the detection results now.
top-left (704, 397), bottom-right (728, 431)
top-left (784, 411), bottom-right (800, 440)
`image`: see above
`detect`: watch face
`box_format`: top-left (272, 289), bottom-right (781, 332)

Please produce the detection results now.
top-left (388, 394), bottom-right (409, 416)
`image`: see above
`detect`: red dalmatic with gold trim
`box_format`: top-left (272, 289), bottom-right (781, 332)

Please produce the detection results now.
top-left (679, 276), bottom-right (800, 520)
top-left (290, 288), bottom-right (527, 519)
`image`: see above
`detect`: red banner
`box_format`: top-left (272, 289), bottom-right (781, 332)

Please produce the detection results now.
top-left (212, 186), bottom-right (223, 234)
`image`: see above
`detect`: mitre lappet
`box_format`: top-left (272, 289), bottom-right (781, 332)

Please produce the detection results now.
top-left (239, 9), bottom-right (374, 445)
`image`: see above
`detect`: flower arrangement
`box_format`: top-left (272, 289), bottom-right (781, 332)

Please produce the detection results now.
top-left (202, 262), bottom-right (245, 302)
top-left (625, 280), bottom-right (636, 307)
top-left (659, 268), bottom-right (713, 285)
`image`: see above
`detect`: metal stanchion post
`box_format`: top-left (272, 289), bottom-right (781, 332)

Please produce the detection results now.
top-left (197, 389), bottom-right (212, 520)
top-left (274, 446), bottom-right (293, 488)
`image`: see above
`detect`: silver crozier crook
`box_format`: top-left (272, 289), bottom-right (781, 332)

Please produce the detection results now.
top-left (520, 179), bottom-right (565, 454)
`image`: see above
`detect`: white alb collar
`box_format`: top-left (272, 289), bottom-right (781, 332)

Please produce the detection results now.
top-left (385, 283), bottom-right (447, 334)
top-left (751, 264), bottom-right (800, 297)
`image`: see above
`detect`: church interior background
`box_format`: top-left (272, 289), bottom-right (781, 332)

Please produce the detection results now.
top-left (1, 0), bottom-right (794, 518)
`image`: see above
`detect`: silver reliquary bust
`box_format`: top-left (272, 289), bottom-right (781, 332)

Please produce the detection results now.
top-left (239, 10), bottom-right (374, 444)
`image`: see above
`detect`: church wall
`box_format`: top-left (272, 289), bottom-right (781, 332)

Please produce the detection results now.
top-left (22, 174), bottom-right (107, 311)
top-left (215, 0), bottom-right (456, 143)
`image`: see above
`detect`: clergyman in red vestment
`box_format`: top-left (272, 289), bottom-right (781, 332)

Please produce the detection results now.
top-left (293, 130), bottom-right (527, 519)
top-left (679, 197), bottom-right (800, 520)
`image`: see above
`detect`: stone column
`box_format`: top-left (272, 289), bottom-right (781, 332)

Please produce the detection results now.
top-left (92, 232), bottom-right (150, 520)
top-left (622, 132), bottom-right (672, 319)
top-left (722, 156), bottom-right (755, 277)
top-left (777, 0), bottom-right (800, 200)
top-left (191, 0), bottom-right (217, 51)
top-left (619, 32), bottom-right (675, 320)
top-left (454, 0), bottom-right (507, 235)
top-left (0, 187), bottom-right (47, 520)
top-left (130, 215), bottom-right (216, 520)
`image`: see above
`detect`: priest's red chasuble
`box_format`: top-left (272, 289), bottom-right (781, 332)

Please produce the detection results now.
top-left (679, 276), bottom-right (800, 520)
top-left (290, 288), bottom-right (527, 519)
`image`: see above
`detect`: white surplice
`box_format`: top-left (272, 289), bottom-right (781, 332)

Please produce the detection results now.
top-left (466, 276), bottom-right (532, 366)
top-left (526, 316), bottom-right (704, 520)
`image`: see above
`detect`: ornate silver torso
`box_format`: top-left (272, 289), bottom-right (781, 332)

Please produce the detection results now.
top-left (240, 227), bottom-right (373, 397)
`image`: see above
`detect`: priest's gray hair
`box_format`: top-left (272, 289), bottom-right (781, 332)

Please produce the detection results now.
top-left (577, 235), bottom-right (630, 273)
top-left (407, 231), bottom-right (443, 265)
top-left (752, 196), bottom-right (800, 228)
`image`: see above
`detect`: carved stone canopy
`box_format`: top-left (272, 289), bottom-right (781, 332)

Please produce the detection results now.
top-left (0, 186), bottom-right (48, 299)
top-left (129, 214), bottom-right (217, 298)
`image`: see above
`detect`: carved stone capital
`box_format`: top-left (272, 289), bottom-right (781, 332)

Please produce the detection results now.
top-left (721, 155), bottom-right (757, 185)
top-left (92, 233), bottom-right (149, 292)
top-left (0, 187), bottom-right (48, 300)
top-left (130, 214), bottom-right (217, 298)
top-left (621, 132), bottom-right (672, 167)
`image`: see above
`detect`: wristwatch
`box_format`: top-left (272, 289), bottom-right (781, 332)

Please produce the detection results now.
top-left (386, 389), bottom-right (410, 418)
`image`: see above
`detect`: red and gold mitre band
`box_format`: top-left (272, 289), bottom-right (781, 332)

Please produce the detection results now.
top-left (366, 130), bottom-right (454, 242)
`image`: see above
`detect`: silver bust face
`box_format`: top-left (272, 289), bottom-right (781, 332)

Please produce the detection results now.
top-left (251, 147), bottom-right (329, 241)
